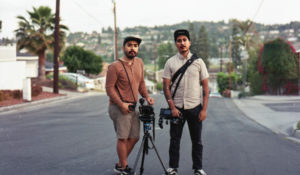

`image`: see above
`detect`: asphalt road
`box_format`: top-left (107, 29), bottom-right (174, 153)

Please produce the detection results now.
top-left (0, 94), bottom-right (299, 175)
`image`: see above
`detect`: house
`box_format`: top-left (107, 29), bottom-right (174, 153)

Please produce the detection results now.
top-left (0, 45), bottom-right (38, 101)
top-left (45, 61), bottom-right (67, 75)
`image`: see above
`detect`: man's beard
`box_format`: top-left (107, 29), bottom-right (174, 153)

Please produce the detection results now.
top-left (125, 51), bottom-right (137, 59)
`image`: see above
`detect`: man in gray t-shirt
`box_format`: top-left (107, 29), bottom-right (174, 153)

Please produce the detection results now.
top-left (163, 29), bottom-right (209, 175)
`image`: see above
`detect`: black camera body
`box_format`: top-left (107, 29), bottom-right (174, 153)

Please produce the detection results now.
top-left (159, 108), bottom-right (172, 119)
top-left (159, 108), bottom-right (183, 129)
top-left (128, 103), bottom-right (137, 111)
top-left (138, 98), bottom-right (155, 123)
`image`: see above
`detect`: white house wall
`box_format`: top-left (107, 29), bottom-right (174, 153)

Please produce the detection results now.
top-left (17, 57), bottom-right (38, 78)
top-left (0, 61), bottom-right (26, 90)
top-left (0, 45), bottom-right (16, 61)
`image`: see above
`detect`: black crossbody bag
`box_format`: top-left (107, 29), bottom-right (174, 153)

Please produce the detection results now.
top-left (160, 54), bottom-right (199, 117)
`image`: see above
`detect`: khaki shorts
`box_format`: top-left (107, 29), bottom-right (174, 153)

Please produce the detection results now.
top-left (108, 104), bottom-right (140, 139)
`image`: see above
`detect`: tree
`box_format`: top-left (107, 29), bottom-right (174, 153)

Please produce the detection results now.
top-left (62, 46), bottom-right (103, 75)
top-left (248, 47), bottom-right (264, 95)
top-left (231, 23), bottom-right (241, 68)
top-left (209, 38), bottom-right (219, 58)
top-left (188, 23), bottom-right (198, 54)
top-left (137, 45), bottom-right (152, 64)
top-left (260, 38), bottom-right (298, 94)
top-left (157, 42), bottom-right (176, 69)
top-left (197, 25), bottom-right (210, 68)
top-left (15, 6), bottom-right (68, 80)
top-left (231, 19), bottom-right (260, 86)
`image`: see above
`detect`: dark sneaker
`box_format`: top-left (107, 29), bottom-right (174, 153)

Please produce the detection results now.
top-left (114, 163), bottom-right (123, 174)
top-left (164, 168), bottom-right (178, 175)
top-left (194, 169), bottom-right (207, 175)
top-left (120, 165), bottom-right (132, 175)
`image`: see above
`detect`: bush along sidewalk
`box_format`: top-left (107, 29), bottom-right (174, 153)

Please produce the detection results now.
top-left (0, 84), bottom-right (42, 103)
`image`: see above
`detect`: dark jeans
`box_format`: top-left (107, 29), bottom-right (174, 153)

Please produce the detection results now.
top-left (169, 104), bottom-right (203, 170)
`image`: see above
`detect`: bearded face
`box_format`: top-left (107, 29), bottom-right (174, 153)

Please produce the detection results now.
top-left (123, 41), bottom-right (139, 59)
top-left (175, 35), bottom-right (191, 55)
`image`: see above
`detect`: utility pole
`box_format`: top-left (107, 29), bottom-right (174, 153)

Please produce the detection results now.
top-left (112, 0), bottom-right (118, 60)
top-left (220, 46), bottom-right (223, 72)
top-left (53, 0), bottom-right (60, 94)
top-left (298, 52), bottom-right (300, 95)
top-left (228, 40), bottom-right (232, 95)
top-left (153, 44), bottom-right (157, 82)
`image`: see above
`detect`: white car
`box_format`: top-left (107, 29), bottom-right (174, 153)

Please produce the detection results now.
top-left (209, 92), bottom-right (222, 98)
top-left (61, 73), bottom-right (95, 89)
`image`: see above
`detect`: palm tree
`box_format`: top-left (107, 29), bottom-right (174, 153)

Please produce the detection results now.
top-left (231, 19), bottom-right (261, 87)
top-left (15, 6), bottom-right (68, 80)
top-left (231, 19), bottom-right (259, 51)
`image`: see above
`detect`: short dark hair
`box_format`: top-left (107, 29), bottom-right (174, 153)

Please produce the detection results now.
top-left (174, 29), bottom-right (190, 42)
top-left (123, 36), bottom-right (142, 46)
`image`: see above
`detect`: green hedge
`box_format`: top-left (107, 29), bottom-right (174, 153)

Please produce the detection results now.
top-left (216, 72), bottom-right (241, 94)
top-left (156, 82), bottom-right (163, 91)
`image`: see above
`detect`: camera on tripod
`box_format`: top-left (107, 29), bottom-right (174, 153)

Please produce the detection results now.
top-left (159, 108), bottom-right (183, 129)
top-left (133, 98), bottom-right (169, 175)
top-left (138, 98), bottom-right (155, 123)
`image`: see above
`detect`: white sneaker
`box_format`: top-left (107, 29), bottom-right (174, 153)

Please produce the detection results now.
top-left (194, 169), bottom-right (207, 175)
top-left (164, 168), bottom-right (178, 175)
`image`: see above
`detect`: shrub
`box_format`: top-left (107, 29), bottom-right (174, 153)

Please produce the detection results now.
top-left (222, 89), bottom-right (231, 98)
top-left (12, 90), bottom-right (22, 99)
top-left (0, 90), bottom-right (23, 101)
top-left (0, 91), bottom-right (4, 101)
top-left (46, 72), bottom-right (53, 80)
top-left (156, 82), bottom-right (163, 91)
top-left (217, 72), bottom-right (241, 95)
top-left (32, 84), bottom-right (42, 97)
top-left (1, 90), bottom-right (13, 100)
top-left (59, 78), bottom-right (77, 90)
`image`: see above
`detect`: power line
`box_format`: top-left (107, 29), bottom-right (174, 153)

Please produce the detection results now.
top-left (251, 0), bottom-right (265, 22)
top-left (71, 0), bottom-right (104, 26)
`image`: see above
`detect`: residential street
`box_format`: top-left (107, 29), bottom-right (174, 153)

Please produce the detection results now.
top-left (0, 94), bottom-right (300, 175)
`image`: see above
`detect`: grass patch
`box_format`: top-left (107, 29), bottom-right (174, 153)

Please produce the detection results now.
top-left (144, 64), bottom-right (155, 71)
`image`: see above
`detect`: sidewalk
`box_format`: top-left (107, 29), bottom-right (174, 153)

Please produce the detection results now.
top-left (0, 87), bottom-right (105, 113)
top-left (232, 95), bottom-right (300, 143)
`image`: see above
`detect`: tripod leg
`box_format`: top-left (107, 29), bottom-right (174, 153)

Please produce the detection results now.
top-left (148, 135), bottom-right (169, 174)
top-left (139, 141), bottom-right (147, 175)
top-left (132, 135), bottom-right (146, 175)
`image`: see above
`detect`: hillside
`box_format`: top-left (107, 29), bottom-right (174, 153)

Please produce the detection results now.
top-left (67, 20), bottom-right (300, 63)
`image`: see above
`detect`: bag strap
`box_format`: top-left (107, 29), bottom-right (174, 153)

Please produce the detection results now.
top-left (118, 59), bottom-right (137, 103)
top-left (170, 54), bottom-right (199, 99)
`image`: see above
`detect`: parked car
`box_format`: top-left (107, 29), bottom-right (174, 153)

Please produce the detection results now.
top-left (61, 73), bottom-right (95, 89)
top-left (209, 92), bottom-right (222, 98)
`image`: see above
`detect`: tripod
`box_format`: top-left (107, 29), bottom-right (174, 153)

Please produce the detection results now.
top-left (132, 122), bottom-right (169, 175)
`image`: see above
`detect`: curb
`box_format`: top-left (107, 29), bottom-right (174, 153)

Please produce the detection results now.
top-left (0, 91), bottom-right (105, 113)
top-left (232, 98), bottom-right (300, 145)
top-left (292, 122), bottom-right (300, 139)
top-left (0, 95), bottom-right (68, 113)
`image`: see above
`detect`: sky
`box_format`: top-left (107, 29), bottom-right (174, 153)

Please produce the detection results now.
top-left (1, 0), bottom-right (300, 38)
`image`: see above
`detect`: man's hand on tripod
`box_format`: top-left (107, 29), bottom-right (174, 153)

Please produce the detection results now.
top-left (146, 97), bottom-right (154, 105)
